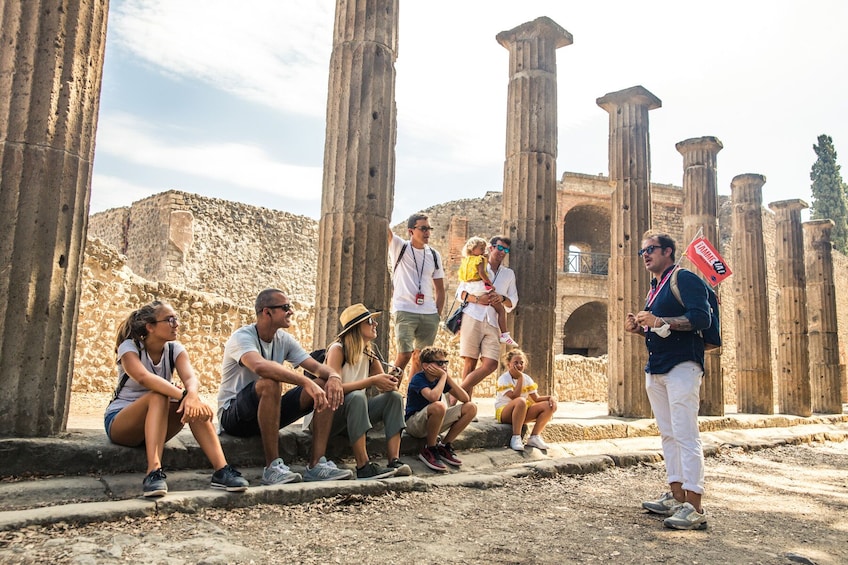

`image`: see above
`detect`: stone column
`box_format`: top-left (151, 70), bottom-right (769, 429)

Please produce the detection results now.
top-left (676, 137), bottom-right (724, 416)
top-left (314, 0), bottom-right (398, 354)
top-left (731, 175), bottom-right (773, 414)
top-left (597, 86), bottom-right (662, 417)
top-left (804, 220), bottom-right (842, 413)
top-left (497, 17), bottom-right (572, 394)
top-left (769, 199), bottom-right (812, 416)
top-left (0, 1), bottom-right (109, 437)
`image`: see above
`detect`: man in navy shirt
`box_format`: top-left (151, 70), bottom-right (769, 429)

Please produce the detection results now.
top-left (625, 231), bottom-right (711, 530)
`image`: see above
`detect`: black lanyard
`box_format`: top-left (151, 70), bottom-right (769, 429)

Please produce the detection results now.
top-left (411, 246), bottom-right (426, 294)
top-left (254, 325), bottom-right (276, 360)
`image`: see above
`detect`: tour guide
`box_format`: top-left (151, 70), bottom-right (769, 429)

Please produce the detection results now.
top-left (625, 230), bottom-right (711, 530)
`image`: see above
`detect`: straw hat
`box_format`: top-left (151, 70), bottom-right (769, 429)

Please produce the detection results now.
top-left (337, 304), bottom-right (381, 337)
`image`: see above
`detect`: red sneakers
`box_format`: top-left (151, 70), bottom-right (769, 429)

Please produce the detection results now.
top-left (436, 443), bottom-right (462, 467)
top-left (419, 446), bottom-right (448, 471)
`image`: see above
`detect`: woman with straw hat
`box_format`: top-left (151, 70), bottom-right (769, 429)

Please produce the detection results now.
top-left (313, 304), bottom-right (412, 479)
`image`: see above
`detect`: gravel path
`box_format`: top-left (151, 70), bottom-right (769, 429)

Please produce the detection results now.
top-left (1, 440), bottom-right (845, 564)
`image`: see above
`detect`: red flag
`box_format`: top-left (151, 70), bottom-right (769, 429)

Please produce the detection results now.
top-left (685, 236), bottom-right (732, 287)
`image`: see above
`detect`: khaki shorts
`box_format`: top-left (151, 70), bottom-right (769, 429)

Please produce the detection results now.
top-left (394, 311), bottom-right (440, 353)
top-left (404, 402), bottom-right (464, 438)
top-left (459, 315), bottom-right (500, 362)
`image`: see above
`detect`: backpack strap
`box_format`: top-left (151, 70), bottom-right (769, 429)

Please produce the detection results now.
top-left (392, 243), bottom-right (440, 273)
top-left (112, 342), bottom-right (175, 401)
top-left (669, 267), bottom-right (684, 307)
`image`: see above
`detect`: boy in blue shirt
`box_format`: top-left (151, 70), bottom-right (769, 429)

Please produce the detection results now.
top-left (404, 346), bottom-right (477, 471)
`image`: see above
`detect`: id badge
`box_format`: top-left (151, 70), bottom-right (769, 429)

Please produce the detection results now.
top-left (415, 293), bottom-right (425, 305)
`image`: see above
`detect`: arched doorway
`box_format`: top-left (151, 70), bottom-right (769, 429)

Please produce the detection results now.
top-left (562, 301), bottom-right (608, 356)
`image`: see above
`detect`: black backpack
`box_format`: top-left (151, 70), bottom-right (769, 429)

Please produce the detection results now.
top-left (669, 268), bottom-right (722, 352)
top-left (392, 243), bottom-right (440, 273)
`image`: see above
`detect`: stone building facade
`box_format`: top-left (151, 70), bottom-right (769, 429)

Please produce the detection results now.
top-left (77, 176), bottom-right (848, 405)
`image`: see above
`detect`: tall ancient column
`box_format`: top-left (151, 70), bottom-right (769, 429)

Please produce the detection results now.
top-left (598, 86), bottom-right (662, 417)
top-left (803, 220), bottom-right (843, 413)
top-left (676, 137), bottom-right (724, 416)
top-left (769, 199), bottom-right (812, 416)
top-left (497, 17), bottom-right (572, 394)
top-left (0, 1), bottom-right (109, 437)
top-left (314, 0), bottom-right (398, 354)
top-left (730, 174), bottom-right (773, 414)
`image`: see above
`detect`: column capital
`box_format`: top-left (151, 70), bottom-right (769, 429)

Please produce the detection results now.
top-left (496, 17), bottom-right (573, 49)
top-left (768, 199), bottom-right (809, 212)
top-left (596, 85), bottom-right (661, 113)
top-left (803, 219), bottom-right (835, 237)
top-left (731, 173), bottom-right (767, 189)
top-left (675, 136), bottom-right (723, 155)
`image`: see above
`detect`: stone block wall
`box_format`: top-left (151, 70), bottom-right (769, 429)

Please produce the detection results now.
top-left (74, 237), bottom-right (314, 394)
top-left (88, 191), bottom-right (320, 308)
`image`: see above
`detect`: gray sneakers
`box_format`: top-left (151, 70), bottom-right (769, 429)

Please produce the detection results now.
top-left (663, 502), bottom-right (707, 530)
top-left (142, 468), bottom-right (168, 497)
top-left (642, 491), bottom-right (684, 516)
top-left (304, 456), bottom-right (354, 481)
top-left (261, 458), bottom-right (303, 485)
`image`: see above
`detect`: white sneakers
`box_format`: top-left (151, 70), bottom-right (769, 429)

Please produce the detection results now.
top-left (499, 332), bottom-right (518, 346)
top-left (525, 435), bottom-right (549, 450)
top-left (509, 435), bottom-right (524, 451)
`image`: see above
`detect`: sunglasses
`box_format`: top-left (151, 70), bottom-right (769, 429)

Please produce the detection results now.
top-left (495, 244), bottom-right (510, 253)
top-left (267, 304), bottom-right (294, 312)
top-left (429, 360), bottom-right (449, 367)
top-left (638, 245), bottom-right (663, 257)
top-left (413, 226), bottom-right (433, 232)
top-left (365, 317), bottom-right (377, 326)
top-left (155, 316), bottom-right (179, 328)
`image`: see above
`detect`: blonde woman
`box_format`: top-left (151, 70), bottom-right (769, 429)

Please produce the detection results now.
top-left (104, 301), bottom-right (248, 496)
top-left (494, 349), bottom-right (557, 451)
top-left (314, 304), bottom-right (412, 479)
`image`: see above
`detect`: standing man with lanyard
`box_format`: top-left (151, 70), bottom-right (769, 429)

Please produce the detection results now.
top-left (388, 213), bottom-right (446, 378)
top-left (456, 236), bottom-right (518, 400)
top-left (625, 231), bottom-right (711, 530)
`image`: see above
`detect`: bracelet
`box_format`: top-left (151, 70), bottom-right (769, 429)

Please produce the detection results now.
top-left (328, 374), bottom-right (342, 381)
top-left (180, 389), bottom-right (187, 400)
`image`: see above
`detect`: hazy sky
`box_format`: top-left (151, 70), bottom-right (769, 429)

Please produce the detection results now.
top-left (91, 0), bottom-right (848, 223)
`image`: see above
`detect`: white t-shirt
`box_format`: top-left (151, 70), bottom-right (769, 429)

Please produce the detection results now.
top-left (106, 339), bottom-right (186, 414)
top-left (217, 324), bottom-right (310, 429)
top-left (494, 371), bottom-right (538, 410)
top-left (327, 342), bottom-right (371, 385)
top-left (389, 233), bottom-right (444, 314)
top-left (458, 263), bottom-right (518, 328)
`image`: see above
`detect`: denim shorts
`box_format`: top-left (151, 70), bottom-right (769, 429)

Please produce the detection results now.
top-left (219, 380), bottom-right (311, 437)
top-left (104, 408), bottom-right (121, 440)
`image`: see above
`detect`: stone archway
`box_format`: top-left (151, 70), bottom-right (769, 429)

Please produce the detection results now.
top-left (563, 204), bottom-right (610, 274)
top-left (562, 301), bottom-right (607, 356)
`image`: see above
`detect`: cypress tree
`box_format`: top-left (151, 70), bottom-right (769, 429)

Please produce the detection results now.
top-left (810, 134), bottom-right (848, 253)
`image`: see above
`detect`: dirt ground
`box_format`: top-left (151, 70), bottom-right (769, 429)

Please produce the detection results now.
top-left (1, 439), bottom-right (846, 564)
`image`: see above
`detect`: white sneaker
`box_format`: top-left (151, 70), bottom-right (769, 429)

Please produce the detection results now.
top-left (663, 502), bottom-right (707, 530)
top-left (642, 491), bottom-right (683, 516)
top-left (509, 435), bottom-right (524, 451)
top-left (261, 458), bottom-right (302, 485)
top-left (304, 456), bottom-right (354, 481)
top-left (525, 435), bottom-right (549, 450)
top-left (499, 332), bottom-right (518, 346)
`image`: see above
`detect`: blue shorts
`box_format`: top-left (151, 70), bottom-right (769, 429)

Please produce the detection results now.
top-left (104, 408), bottom-right (121, 440)
top-left (219, 380), bottom-right (311, 437)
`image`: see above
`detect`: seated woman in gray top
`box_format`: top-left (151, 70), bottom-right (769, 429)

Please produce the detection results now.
top-left (104, 300), bottom-right (248, 497)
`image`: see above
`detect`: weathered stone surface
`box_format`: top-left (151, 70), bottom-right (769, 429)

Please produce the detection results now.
top-left (597, 86), bottom-right (662, 418)
top-left (770, 199), bottom-right (812, 416)
top-left (677, 136), bottom-right (724, 416)
top-left (0, 0), bottom-right (109, 437)
top-left (731, 174), bottom-right (774, 413)
top-left (804, 219), bottom-right (844, 413)
top-left (314, 0), bottom-right (398, 350)
top-left (497, 17), bottom-right (572, 393)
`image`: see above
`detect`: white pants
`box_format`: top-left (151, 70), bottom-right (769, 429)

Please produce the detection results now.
top-left (645, 361), bottom-right (705, 494)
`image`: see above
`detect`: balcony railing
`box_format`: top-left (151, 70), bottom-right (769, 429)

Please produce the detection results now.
top-left (565, 251), bottom-right (609, 275)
